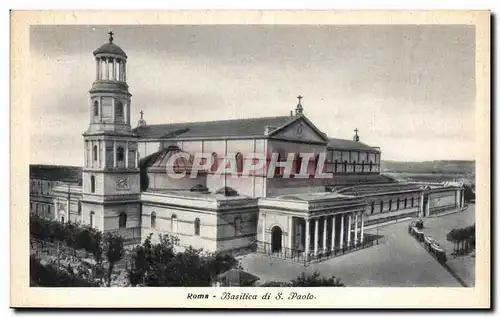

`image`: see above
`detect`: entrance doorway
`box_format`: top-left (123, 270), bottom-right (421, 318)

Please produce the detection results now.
top-left (271, 226), bottom-right (283, 252)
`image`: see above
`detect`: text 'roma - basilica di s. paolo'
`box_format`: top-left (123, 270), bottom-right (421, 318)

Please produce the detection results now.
top-left (29, 33), bottom-right (467, 263)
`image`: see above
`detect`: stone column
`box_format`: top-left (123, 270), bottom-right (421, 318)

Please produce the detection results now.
top-left (288, 216), bottom-right (293, 249)
top-left (123, 61), bottom-right (127, 82)
top-left (97, 140), bottom-right (101, 168)
top-left (347, 213), bottom-right (352, 247)
top-left (99, 96), bottom-right (103, 122)
top-left (135, 149), bottom-right (138, 169)
top-left (322, 217), bottom-right (328, 252)
top-left (354, 212), bottom-right (359, 244)
top-left (102, 140), bottom-right (107, 168)
top-left (305, 218), bottom-right (310, 258)
top-left (113, 141), bottom-right (117, 168)
top-left (95, 58), bottom-right (99, 80)
top-left (314, 218), bottom-right (319, 256)
top-left (113, 58), bottom-right (117, 81)
top-left (360, 213), bottom-right (364, 243)
top-left (461, 189), bottom-right (465, 208)
top-left (261, 215), bottom-right (266, 242)
top-left (105, 59), bottom-right (109, 80)
top-left (331, 216), bottom-right (336, 251)
top-left (420, 194), bottom-right (425, 217)
top-left (125, 141), bottom-right (129, 168)
top-left (339, 214), bottom-right (344, 248)
top-left (90, 141), bottom-right (94, 168)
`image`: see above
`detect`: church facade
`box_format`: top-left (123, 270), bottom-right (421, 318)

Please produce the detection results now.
top-left (30, 34), bottom-right (466, 262)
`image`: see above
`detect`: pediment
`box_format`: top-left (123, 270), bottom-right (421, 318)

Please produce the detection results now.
top-left (268, 116), bottom-right (327, 143)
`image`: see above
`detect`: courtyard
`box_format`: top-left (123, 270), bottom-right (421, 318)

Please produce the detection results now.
top-left (238, 204), bottom-right (475, 287)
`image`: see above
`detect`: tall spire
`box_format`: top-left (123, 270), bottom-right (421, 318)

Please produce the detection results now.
top-left (295, 95), bottom-right (304, 115)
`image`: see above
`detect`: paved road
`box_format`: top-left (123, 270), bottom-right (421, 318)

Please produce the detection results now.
top-left (239, 209), bottom-right (473, 287)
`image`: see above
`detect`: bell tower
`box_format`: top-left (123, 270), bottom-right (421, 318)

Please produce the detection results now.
top-left (81, 32), bottom-right (141, 241)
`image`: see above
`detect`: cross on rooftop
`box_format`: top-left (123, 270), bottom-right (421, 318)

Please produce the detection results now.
top-left (140, 110), bottom-right (144, 119)
top-left (297, 95), bottom-right (303, 105)
top-left (108, 31), bottom-right (114, 43)
top-left (354, 128), bottom-right (359, 135)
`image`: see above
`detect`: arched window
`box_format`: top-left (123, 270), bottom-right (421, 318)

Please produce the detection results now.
top-left (235, 152), bottom-right (244, 173)
top-left (118, 212), bottom-right (127, 228)
top-left (93, 100), bottom-right (99, 116)
top-left (343, 161), bottom-right (348, 172)
top-left (371, 202), bottom-right (375, 214)
top-left (369, 161), bottom-right (373, 172)
top-left (404, 198), bottom-right (408, 208)
top-left (411, 197), bottom-right (415, 207)
top-left (334, 160), bottom-right (338, 173)
top-left (295, 154), bottom-right (303, 174)
top-left (234, 217), bottom-right (242, 235)
top-left (117, 147), bottom-right (124, 161)
top-left (151, 212), bottom-right (156, 229)
top-left (361, 161), bottom-right (365, 172)
top-left (211, 153), bottom-right (218, 172)
top-left (194, 218), bottom-right (200, 236)
top-left (397, 199), bottom-right (400, 210)
top-left (90, 175), bottom-right (96, 193)
top-left (77, 201), bottom-right (82, 215)
top-left (61, 216), bottom-right (65, 224)
top-left (380, 201), bottom-right (383, 213)
top-left (115, 101), bottom-right (124, 120)
top-left (90, 211), bottom-right (95, 228)
top-left (93, 145), bottom-right (98, 161)
top-left (171, 214), bottom-right (178, 233)
top-left (389, 199), bottom-right (392, 211)
top-left (353, 161), bottom-right (357, 173)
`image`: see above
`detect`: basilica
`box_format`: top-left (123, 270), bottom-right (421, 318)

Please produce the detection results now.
top-left (29, 34), bottom-right (466, 262)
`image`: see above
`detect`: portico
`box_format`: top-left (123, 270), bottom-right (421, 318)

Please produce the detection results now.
top-left (258, 192), bottom-right (367, 262)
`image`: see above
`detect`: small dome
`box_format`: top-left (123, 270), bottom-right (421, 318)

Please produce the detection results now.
top-left (93, 42), bottom-right (127, 58)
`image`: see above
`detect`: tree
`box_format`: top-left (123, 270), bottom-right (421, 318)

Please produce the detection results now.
top-left (261, 271), bottom-right (345, 287)
top-left (463, 184), bottom-right (475, 202)
top-left (30, 255), bottom-right (100, 287)
top-left (447, 224), bottom-right (475, 255)
top-left (103, 232), bottom-right (125, 287)
top-left (126, 234), bottom-right (239, 286)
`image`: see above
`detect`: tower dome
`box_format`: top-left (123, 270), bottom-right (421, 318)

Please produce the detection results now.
top-left (93, 31), bottom-right (127, 58)
top-left (91, 31), bottom-right (129, 94)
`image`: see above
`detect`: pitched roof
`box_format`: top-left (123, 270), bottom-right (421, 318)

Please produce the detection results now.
top-left (133, 116), bottom-right (296, 140)
top-left (30, 165), bottom-right (82, 182)
top-left (327, 138), bottom-right (380, 153)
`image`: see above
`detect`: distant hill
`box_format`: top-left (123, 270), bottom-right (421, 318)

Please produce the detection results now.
top-left (380, 160), bottom-right (475, 174)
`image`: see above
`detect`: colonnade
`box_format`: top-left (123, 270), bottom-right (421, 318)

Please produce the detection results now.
top-left (96, 57), bottom-right (126, 82)
top-left (300, 212), bottom-right (365, 257)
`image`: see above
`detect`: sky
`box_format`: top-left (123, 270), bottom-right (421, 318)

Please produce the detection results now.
top-left (29, 25), bottom-right (476, 166)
